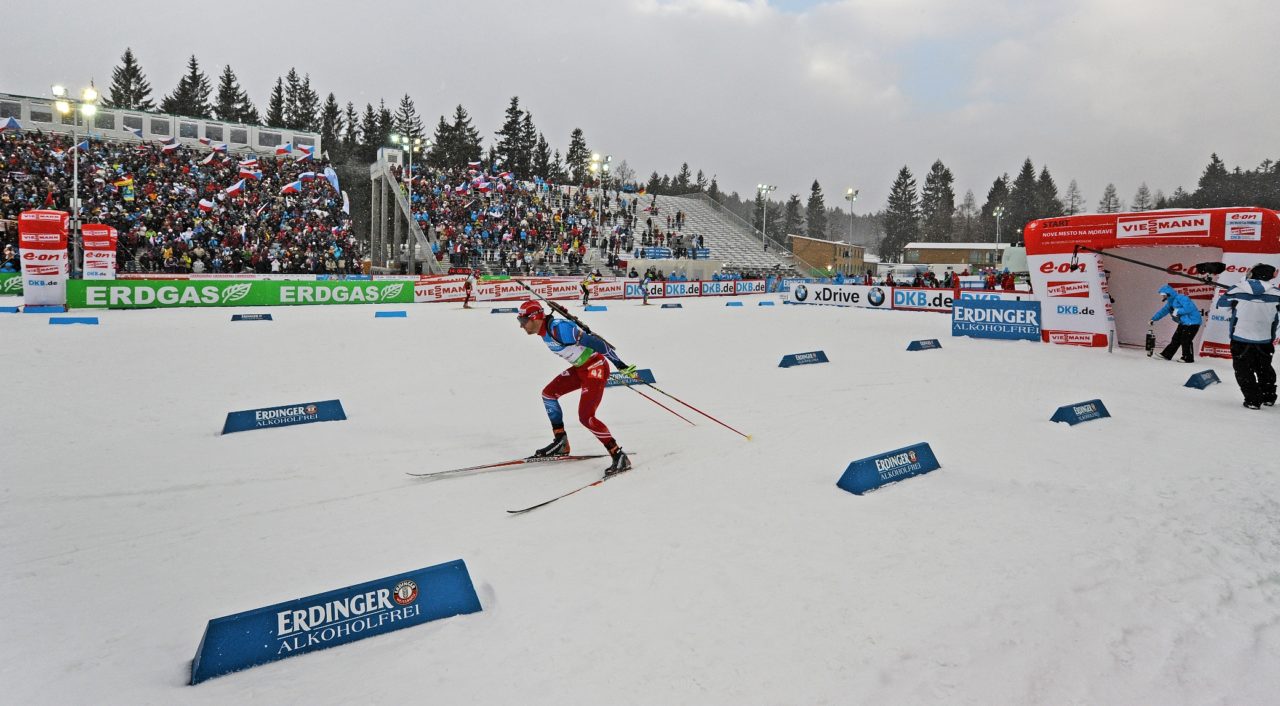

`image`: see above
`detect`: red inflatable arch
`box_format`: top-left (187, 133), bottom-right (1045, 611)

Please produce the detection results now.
top-left (1024, 208), bottom-right (1280, 357)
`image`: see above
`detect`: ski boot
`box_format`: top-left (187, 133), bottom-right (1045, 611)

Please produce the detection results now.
top-left (604, 447), bottom-right (631, 477)
top-left (1243, 400), bottom-right (1262, 410)
top-left (1262, 386), bottom-right (1277, 407)
top-left (534, 431), bottom-right (570, 457)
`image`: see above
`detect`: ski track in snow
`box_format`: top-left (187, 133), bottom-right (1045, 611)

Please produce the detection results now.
top-left (2, 294), bottom-right (1279, 705)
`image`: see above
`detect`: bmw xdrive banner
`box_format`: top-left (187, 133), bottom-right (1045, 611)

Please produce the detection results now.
top-left (787, 283), bottom-right (891, 309)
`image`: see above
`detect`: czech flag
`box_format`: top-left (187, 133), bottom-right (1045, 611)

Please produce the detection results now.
top-left (0, 117), bottom-right (20, 132)
top-left (199, 151), bottom-right (219, 165)
top-left (467, 161), bottom-right (481, 169)
top-left (223, 179), bottom-right (246, 196)
top-left (280, 180), bottom-right (303, 195)
top-left (298, 171), bottom-right (317, 182)
top-left (160, 137), bottom-right (180, 152)
top-left (198, 198), bottom-right (216, 212)
top-left (124, 126), bottom-right (144, 139)
top-left (275, 143), bottom-right (293, 156)
top-left (75, 140), bottom-right (90, 152)
top-left (239, 157), bottom-right (259, 168)
top-left (239, 167), bottom-right (262, 180)
top-left (211, 142), bottom-right (229, 153)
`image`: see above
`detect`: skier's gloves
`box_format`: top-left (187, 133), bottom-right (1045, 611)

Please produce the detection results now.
top-left (620, 365), bottom-right (638, 379)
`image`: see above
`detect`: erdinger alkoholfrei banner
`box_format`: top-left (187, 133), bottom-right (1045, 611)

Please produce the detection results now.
top-left (81, 224), bottom-right (118, 280)
top-left (18, 209), bottom-right (69, 308)
top-left (1024, 208), bottom-right (1280, 356)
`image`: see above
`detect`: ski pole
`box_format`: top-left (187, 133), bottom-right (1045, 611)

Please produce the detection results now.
top-left (516, 278), bottom-right (752, 439)
top-left (621, 382), bottom-right (696, 425)
top-left (632, 381), bottom-right (752, 440)
top-left (1070, 245), bottom-right (1231, 289)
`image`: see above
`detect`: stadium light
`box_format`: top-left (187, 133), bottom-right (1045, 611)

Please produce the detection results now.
top-left (993, 205), bottom-right (1006, 249)
top-left (390, 134), bottom-right (426, 182)
top-left (50, 81), bottom-right (99, 276)
top-left (589, 153), bottom-right (611, 190)
top-left (757, 183), bottom-right (777, 251)
top-left (844, 188), bottom-right (858, 243)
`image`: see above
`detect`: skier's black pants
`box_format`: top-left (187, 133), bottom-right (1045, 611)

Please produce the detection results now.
top-left (1162, 323), bottom-right (1200, 361)
top-left (1230, 341), bottom-right (1277, 404)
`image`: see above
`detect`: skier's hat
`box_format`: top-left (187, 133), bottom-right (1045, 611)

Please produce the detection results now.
top-left (517, 299), bottom-right (545, 322)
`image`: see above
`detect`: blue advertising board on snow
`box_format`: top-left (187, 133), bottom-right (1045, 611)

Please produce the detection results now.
top-left (231, 313), bottom-right (273, 321)
top-left (1050, 399), bottom-right (1110, 425)
top-left (606, 368), bottom-right (657, 387)
top-left (837, 442), bottom-right (941, 495)
top-left (585, 305), bottom-right (608, 312)
top-left (906, 339), bottom-right (942, 351)
top-left (49, 316), bottom-right (99, 325)
top-left (951, 299), bottom-right (1041, 341)
top-left (1185, 370), bottom-right (1221, 389)
top-left (222, 399), bottom-right (347, 435)
top-left (660, 303), bottom-right (682, 309)
top-left (375, 310), bottom-right (407, 318)
top-left (491, 307), bottom-right (518, 314)
top-left (190, 559), bottom-right (482, 685)
top-left (779, 351), bottom-right (829, 368)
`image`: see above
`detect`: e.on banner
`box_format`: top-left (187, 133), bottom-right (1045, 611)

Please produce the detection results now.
top-left (18, 209), bottom-right (69, 308)
top-left (81, 224), bottom-right (118, 280)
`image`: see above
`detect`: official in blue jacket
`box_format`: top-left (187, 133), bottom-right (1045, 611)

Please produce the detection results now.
top-left (1151, 284), bottom-right (1203, 362)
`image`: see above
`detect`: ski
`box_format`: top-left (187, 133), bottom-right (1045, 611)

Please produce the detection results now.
top-left (506, 467), bottom-right (633, 515)
top-left (407, 454), bottom-right (609, 479)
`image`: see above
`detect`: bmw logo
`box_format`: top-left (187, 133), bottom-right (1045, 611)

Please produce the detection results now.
top-left (868, 287), bottom-right (885, 307)
top-left (794, 284), bottom-right (808, 301)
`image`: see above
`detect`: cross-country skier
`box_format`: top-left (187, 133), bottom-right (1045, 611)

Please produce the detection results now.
top-left (1150, 284), bottom-right (1203, 362)
top-left (1217, 263), bottom-right (1280, 409)
top-left (640, 271), bottom-right (653, 305)
top-left (580, 270), bottom-right (602, 307)
top-left (462, 269), bottom-right (477, 309)
top-left (517, 299), bottom-right (633, 475)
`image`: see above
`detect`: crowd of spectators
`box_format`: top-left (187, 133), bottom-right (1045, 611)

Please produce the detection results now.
top-left (401, 166), bottom-right (713, 276)
top-left (825, 267), bottom-right (1021, 290)
top-left (0, 130), bottom-right (360, 274)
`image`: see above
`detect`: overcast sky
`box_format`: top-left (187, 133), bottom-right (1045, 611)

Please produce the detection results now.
top-left (6, 0), bottom-right (1279, 215)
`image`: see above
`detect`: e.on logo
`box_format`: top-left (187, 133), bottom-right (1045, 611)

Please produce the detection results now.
top-left (1039, 261), bottom-right (1086, 274)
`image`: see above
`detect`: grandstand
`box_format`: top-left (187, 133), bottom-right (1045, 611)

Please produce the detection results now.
top-left (0, 94), bottom-right (358, 275)
top-left (3, 88), bottom-right (805, 280)
top-left (367, 147), bottom-right (803, 279)
top-left (633, 191), bottom-right (798, 277)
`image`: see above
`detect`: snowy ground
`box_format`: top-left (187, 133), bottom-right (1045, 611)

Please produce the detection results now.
top-left (2, 293), bottom-right (1278, 705)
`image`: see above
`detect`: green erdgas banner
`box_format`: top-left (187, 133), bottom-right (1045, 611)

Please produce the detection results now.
top-left (0, 272), bottom-right (21, 296)
top-left (67, 279), bottom-right (413, 309)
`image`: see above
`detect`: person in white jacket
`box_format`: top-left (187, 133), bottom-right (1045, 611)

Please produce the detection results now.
top-left (1218, 263), bottom-right (1280, 409)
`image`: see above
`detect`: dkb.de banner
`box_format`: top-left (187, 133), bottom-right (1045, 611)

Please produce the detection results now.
top-left (69, 280), bottom-right (414, 309)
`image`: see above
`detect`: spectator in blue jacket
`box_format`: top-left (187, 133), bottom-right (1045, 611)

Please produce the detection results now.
top-left (1151, 284), bottom-right (1203, 362)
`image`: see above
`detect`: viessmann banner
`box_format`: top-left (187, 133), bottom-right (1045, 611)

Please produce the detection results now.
top-left (68, 280), bottom-right (414, 309)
